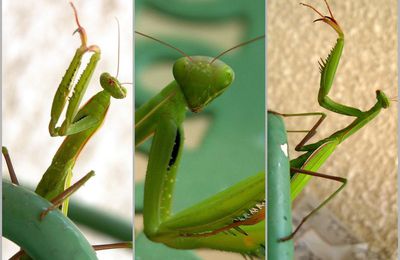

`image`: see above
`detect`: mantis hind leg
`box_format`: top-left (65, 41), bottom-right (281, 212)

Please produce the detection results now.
top-left (2, 146), bottom-right (19, 185)
top-left (280, 167), bottom-right (346, 241)
top-left (12, 241), bottom-right (133, 259)
top-left (49, 2), bottom-right (101, 137)
top-left (40, 171), bottom-right (95, 219)
top-left (143, 119), bottom-right (183, 239)
top-left (48, 48), bottom-right (85, 136)
top-left (40, 171), bottom-right (94, 219)
top-left (270, 111), bottom-right (327, 151)
top-left (92, 242), bottom-right (132, 251)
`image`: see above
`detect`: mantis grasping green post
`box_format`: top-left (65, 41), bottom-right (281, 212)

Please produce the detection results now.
top-left (34, 2), bottom-right (127, 214)
top-left (269, 0), bottom-right (391, 249)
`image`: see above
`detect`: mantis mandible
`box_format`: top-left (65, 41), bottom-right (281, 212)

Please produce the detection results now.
top-left (135, 32), bottom-right (266, 257)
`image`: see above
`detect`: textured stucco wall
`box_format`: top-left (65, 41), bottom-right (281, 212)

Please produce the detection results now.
top-left (268, 1), bottom-right (397, 258)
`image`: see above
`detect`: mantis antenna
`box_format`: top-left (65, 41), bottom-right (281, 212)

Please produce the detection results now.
top-left (210, 35), bottom-right (265, 64)
top-left (115, 17), bottom-right (121, 78)
top-left (135, 31), bottom-right (193, 62)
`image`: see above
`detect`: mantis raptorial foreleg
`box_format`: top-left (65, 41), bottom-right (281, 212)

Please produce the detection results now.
top-left (39, 171), bottom-right (95, 220)
top-left (289, 0), bottom-right (390, 200)
top-left (34, 2), bottom-right (127, 214)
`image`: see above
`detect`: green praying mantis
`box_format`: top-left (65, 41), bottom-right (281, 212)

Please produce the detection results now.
top-left (269, 0), bottom-right (394, 258)
top-left (136, 0), bottom-right (392, 258)
top-left (135, 32), bottom-right (266, 257)
top-left (34, 1), bottom-right (127, 215)
top-left (3, 2), bottom-right (132, 258)
top-left (3, 0), bottom-right (132, 218)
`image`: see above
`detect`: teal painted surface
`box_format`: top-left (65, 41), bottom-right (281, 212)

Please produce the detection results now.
top-left (267, 113), bottom-right (293, 259)
top-left (2, 180), bottom-right (97, 260)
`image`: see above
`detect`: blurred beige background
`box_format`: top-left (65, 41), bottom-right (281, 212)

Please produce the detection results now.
top-left (2, 1), bottom-right (132, 259)
top-left (268, 0), bottom-right (397, 259)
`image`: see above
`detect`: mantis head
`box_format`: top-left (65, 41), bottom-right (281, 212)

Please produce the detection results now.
top-left (173, 56), bottom-right (234, 112)
top-left (100, 72), bottom-right (127, 99)
top-left (376, 90), bottom-right (390, 109)
top-left (134, 31), bottom-right (263, 112)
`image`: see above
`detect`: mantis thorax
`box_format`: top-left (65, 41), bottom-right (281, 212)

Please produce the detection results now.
top-left (173, 56), bottom-right (234, 112)
top-left (100, 72), bottom-right (127, 99)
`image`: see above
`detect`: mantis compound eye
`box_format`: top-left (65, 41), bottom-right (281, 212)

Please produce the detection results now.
top-left (100, 72), bottom-right (127, 99)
